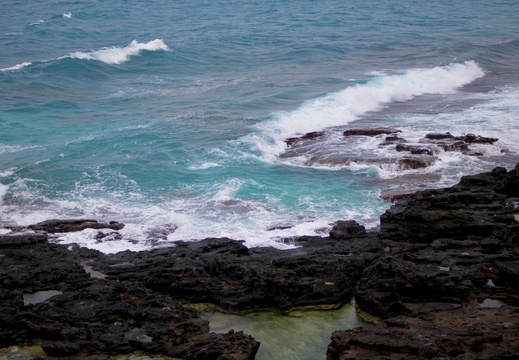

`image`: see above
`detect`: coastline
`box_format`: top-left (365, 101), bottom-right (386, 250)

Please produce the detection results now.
top-left (1, 164), bottom-right (518, 359)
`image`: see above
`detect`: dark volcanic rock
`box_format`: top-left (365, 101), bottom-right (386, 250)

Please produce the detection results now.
top-left (2, 164), bottom-right (519, 359)
top-left (343, 128), bottom-right (400, 137)
top-left (459, 133), bottom-right (498, 144)
top-left (330, 164), bottom-right (519, 359)
top-left (424, 132), bottom-right (456, 140)
top-left (379, 166), bottom-right (519, 243)
top-left (28, 219), bottom-right (124, 233)
top-left (329, 220), bottom-right (367, 240)
top-left (389, 132), bottom-right (499, 161)
top-left (355, 254), bottom-right (485, 318)
top-left (92, 235), bottom-right (381, 311)
top-left (397, 157), bottom-right (434, 169)
top-left (285, 131), bottom-right (324, 147)
top-left (0, 235), bottom-right (260, 359)
top-left (0, 232), bottom-right (47, 247)
top-left (396, 143), bottom-right (434, 155)
top-left (170, 330), bottom-right (260, 360)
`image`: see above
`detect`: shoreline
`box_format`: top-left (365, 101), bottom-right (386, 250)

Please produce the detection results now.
top-left (1, 164), bottom-right (518, 359)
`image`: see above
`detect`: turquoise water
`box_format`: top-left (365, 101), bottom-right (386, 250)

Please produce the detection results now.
top-left (1, 0), bottom-right (519, 252)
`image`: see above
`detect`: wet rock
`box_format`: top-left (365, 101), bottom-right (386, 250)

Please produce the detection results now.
top-left (380, 134), bottom-right (407, 145)
top-left (329, 220), bottom-right (367, 240)
top-left (28, 219), bottom-right (124, 233)
top-left (168, 330), bottom-right (260, 360)
top-left (285, 131), bottom-right (324, 147)
top-left (458, 133), bottom-right (498, 144)
top-left (0, 236), bottom-right (260, 359)
top-left (424, 132), bottom-right (456, 140)
top-left (145, 224), bottom-right (178, 240)
top-left (2, 164), bottom-right (519, 359)
top-left (355, 255), bottom-right (485, 318)
top-left (0, 232), bottom-right (47, 247)
top-left (330, 164), bottom-right (519, 360)
top-left (397, 157), bottom-right (434, 169)
top-left (396, 143), bottom-right (434, 155)
top-left (343, 128), bottom-right (401, 137)
top-left (94, 236), bottom-right (376, 311)
top-left (380, 166), bottom-right (519, 243)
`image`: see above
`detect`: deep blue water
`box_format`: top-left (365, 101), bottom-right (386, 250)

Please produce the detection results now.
top-left (1, 0), bottom-right (519, 252)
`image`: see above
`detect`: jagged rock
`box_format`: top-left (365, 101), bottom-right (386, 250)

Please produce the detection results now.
top-left (285, 131), bottom-right (324, 147)
top-left (397, 157), bottom-right (434, 169)
top-left (343, 128), bottom-right (400, 137)
top-left (0, 232), bottom-right (47, 247)
top-left (458, 133), bottom-right (498, 144)
top-left (333, 164), bottom-right (519, 360)
top-left (0, 237), bottom-right (260, 359)
top-left (396, 143), bottom-right (434, 155)
top-left (1, 164), bottom-right (518, 359)
top-left (329, 220), bottom-right (367, 240)
top-left (355, 255), bottom-right (485, 318)
top-left (28, 219), bottom-right (124, 233)
top-left (168, 330), bottom-right (260, 360)
top-left (424, 132), bottom-right (456, 140)
top-left (93, 236), bottom-right (379, 311)
top-left (380, 166), bottom-right (519, 243)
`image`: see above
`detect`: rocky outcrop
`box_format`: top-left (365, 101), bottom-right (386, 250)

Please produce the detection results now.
top-left (91, 232), bottom-right (381, 311)
top-left (379, 166), bottom-right (519, 243)
top-left (283, 128), bottom-right (500, 171)
top-left (285, 131), bottom-right (324, 147)
top-left (0, 235), bottom-right (260, 359)
top-left (328, 164), bottom-right (519, 359)
top-left (28, 219), bottom-right (124, 233)
top-left (1, 164), bottom-right (518, 359)
top-left (343, 128), bottom-right (401, 137)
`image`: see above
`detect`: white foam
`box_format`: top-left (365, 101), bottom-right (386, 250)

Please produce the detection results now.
top-left (0, 169), bottom-right (14, 177)
top-left (29, 20), bottom-right (44, 26)
top-left (0, 62), bottom-right (32, 72)
top-left (187, 162), bottom-right (222, 170)
top-left (0, 144), bottom-right (38, 154)
top-left (65, 39), bottom-right (169, 65)
top-left (0, 183), bottom-right (9, 204)
top-left (0, 172), bottom-right (385, 253)
top-left (244, 61), bottom-right (485, 159)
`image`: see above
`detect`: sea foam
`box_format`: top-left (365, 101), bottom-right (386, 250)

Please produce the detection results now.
top-left (0, 184), bottom-right (9, 204)
top-left (248, 61), bottom-right (485, 159)
top-left (66, 39), bottom-right (169, 64)
top-left (0, 62), bottom-right (32, 72)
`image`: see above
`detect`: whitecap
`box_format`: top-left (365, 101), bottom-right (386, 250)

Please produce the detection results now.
top-left (187, 162), bottom-right (222, 170)
top-left (29, 19), bottom-right (44, 26)
top-left (243, 61), bottom-right (486, 160)
top-left (0, 183), bottom-right (9, 204)
top-left (0, 62), bottom-right (32, 72)
top-left (65, 39), bottom-right (169, 65)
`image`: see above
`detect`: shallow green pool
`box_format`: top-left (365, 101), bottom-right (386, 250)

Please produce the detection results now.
top-left (203, 300), bottom-right (364, 360)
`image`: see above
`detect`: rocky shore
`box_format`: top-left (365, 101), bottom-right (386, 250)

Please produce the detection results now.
top-left (1, 164), bottom-right (518, 359)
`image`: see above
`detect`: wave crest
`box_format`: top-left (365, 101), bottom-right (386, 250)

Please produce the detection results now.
top-left (248, 61), bottom-right (485, 158)
top-left (0, 62), bottom-right (32, 72)
top-left (65, 39), bottom-right (169, 64)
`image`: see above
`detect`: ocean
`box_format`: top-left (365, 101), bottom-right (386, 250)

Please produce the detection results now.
top-left (1, 0), bottom-right (518, 253)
